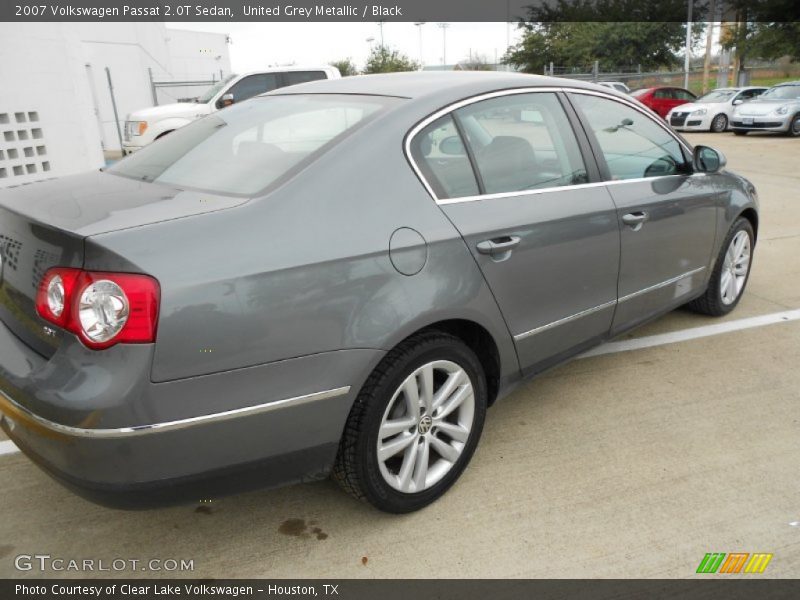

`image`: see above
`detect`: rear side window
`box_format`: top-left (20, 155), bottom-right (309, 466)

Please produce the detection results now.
top-left (283, 71), bottom-right (327, 86)
top-left (453, 92), bottom-right (588, 194)
top-left (654, 89), bottom-right (673, 99)
top-left (409, 115), bottom-right (480, 199)
top-left (570, 94), bottom-right (689, 180)
top-left (110, 95), bottom-right (396, 195)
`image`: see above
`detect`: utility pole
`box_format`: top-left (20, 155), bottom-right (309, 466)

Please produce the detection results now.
top-left (377, 21), bottom-right (385, 48)
top-left (438, 23), bottom-right (450, 66)
top-left (702, 0), bottom-right (716, 94)
top-left (414, 22), bottom-right (426, 66)
top-left (684, 0), bottom-right (694, 90)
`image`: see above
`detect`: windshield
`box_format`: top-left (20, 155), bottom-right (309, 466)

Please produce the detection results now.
top-left (696, 90), bottom-right (736, 103)
top-left (196, 74), bottom-right (237, 103)
top-left (761, 85), bottom-right (800, 100)
top-left (109, 94), bottom-right (397, 195)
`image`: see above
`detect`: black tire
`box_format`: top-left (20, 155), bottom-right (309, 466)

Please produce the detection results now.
top-left (686, 217), bottom-right (754, 317)
top-left (333, 331), bottom-right (487, 513)
top-left (733, 130), bottom-right (748, 136)
top-left (710, 113), bottom-right (728, 133)
top-left (788, 113), bottom-right (800, 137)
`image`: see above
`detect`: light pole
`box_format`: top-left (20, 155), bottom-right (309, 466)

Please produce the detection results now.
top-left (684, 0), bottom-right (694, 89)
top-left (438, 22), bottom-right (450, 66)
top-left (377, 21), bottom-right (385, 48)
top-left (414, 22), bottom-right (426, 66)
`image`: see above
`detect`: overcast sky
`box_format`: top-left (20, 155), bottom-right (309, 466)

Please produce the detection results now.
top-left (168, 22), bottom-right (523, 71)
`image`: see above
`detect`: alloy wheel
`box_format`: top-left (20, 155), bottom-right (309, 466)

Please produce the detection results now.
top-left (711, 114), bottom-right (727, 133)
top-left (377, 360), bottom-right (475, 493)
top-left (720, 230), bottom-right (751, 305)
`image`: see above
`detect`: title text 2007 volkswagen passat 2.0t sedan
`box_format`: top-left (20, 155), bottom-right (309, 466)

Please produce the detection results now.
top-left (0, 73), bottom-right (759, 512)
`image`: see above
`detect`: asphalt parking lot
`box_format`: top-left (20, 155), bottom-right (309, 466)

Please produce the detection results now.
top-left (1, 132), bottom-right (798, 579)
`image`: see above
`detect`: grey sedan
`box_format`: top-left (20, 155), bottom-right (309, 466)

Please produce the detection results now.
top-left (0, 73), bottom-right (759, 513)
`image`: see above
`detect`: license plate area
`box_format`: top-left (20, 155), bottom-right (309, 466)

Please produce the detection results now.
top-left (742, 117), bottom-right (754, 125)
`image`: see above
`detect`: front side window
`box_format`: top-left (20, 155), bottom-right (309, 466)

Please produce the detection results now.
top-left (571, 93), bottom-right (689, 180)
top-left (654, 89), bottom-right (673, 100)
top-left (454, 92), bottom-right (588, 194)
top-left (226, 73), bottom-right (281, 103)
top-left (110, 95), bottom-right (395, 195)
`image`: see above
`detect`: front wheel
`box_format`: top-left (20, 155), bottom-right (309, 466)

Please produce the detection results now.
top-left (710, 113), bottom-right (728, 133)
top-left (686, 217), bottom-right (754, 316)
top-left (333, 331), bottom-right (487, 513)
top-left (788, 113), bottom-right (800, 137)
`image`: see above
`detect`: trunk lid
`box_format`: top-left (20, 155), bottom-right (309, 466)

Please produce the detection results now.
top-left (0, 171), bottom-right (246, 355)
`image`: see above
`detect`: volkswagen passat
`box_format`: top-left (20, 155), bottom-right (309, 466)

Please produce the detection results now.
top-left (0, 73), bottom-right (759, 513)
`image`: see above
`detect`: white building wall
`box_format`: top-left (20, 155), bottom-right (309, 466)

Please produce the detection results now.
top-left (0, 23), bottom-right (231, 189)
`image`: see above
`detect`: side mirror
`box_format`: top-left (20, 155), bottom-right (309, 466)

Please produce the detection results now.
top-left (218, 93), bottom-right (235, 108)
top-left (693, 145), bottom-right (726, 174)
top-left (439, 135), bottom-right (466, 156)
top-left (732, 99), bottom-right (743, 105)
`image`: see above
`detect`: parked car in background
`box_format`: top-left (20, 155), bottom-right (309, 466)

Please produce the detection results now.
top-left (122, 66), bottom-right (341, 153)
top-left (0, 73), bottom-right (759, 513)
top-left (631, 86), bottom-right (697, 119)
top-left (667, 87), bottom-right (767, 133)
top-left (730, 81), bottom-right (800, 136)
top-left (598, 81), bottom-right (631, 94)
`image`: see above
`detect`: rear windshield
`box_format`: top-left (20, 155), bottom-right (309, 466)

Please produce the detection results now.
top-left (109, 94), bottom-right (397, 195)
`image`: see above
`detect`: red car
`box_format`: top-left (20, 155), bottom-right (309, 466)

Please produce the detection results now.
top-left (631, 86), bottom-right (697, 119)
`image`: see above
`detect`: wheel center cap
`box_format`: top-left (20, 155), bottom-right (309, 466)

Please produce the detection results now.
top-left (418, 415), bottom-right (432, 434)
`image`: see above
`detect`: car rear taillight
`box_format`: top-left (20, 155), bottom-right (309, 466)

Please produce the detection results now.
top-left (36, 268), bottom-right (160, 350)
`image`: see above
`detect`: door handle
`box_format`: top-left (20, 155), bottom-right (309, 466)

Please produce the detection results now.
top-left (622, 211), bottom-right (649, 230)
top-left (476, 236), bottom-right (521, 257)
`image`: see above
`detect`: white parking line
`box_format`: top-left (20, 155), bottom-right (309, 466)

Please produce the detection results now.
top-left (0, 309), bottom-right (798, 460)
top-left (0, 440), bottom-right (19, 456)
top-left (580, 309), bottom-right (800, 358)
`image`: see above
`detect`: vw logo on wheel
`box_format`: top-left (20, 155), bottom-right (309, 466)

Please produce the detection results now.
top-left (418, 415), bottom-right (433, 435)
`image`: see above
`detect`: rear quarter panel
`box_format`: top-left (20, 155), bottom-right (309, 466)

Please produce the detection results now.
top-left (86, 107), bottom-right (520, 387)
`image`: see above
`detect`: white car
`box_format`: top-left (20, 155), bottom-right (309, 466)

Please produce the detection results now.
top-left (122, 66), bottom-right (341, 153)
top-left (666, 86), bottom-right (767, 133)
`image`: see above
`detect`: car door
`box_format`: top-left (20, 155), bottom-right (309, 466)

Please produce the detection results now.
top-left (651, 89), bottom-right (673, 117)
top-left (409, 91), bottom-right (620, 374)
top-left (568, 91), bottom-right (719, 335)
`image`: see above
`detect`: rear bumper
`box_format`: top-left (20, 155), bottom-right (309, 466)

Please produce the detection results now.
top-left (0, 320), bottom-right (381, 507)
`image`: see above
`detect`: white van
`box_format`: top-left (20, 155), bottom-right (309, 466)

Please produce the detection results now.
top-left (122, 66), bottom-right (341, 153)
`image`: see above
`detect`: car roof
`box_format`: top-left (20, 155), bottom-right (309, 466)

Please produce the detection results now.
top-left (266, 71), bottom-right (622, 102)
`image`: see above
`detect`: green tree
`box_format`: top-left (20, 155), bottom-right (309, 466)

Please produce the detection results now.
top-left (329, 58), bottom-right (359, 77)
top-left (503, 0), bottom-right (701, 73)
top-left (720, 1), bottom-right (800, 63)
top-left (363, 46), bottom-right (420, 74)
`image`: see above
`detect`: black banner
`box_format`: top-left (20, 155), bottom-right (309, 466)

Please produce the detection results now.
top-left (3, 0), bottom-right (800, 23)
top-left (4, 580), bottom-right (800, 600)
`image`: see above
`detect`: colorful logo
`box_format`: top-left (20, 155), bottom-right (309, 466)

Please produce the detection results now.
top-left (696, 553), bottom-right (773, 574)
